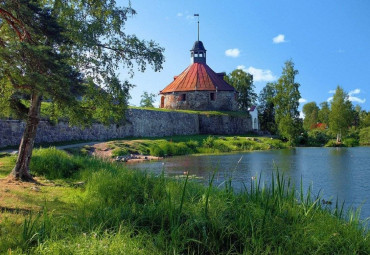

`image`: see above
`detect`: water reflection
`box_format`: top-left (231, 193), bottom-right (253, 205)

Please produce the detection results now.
top-left (126, 147), bottom-right (370, 221)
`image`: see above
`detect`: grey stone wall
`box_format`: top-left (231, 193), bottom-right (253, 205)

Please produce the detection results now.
top-left (0, 108), bottom-right (251, 148)
top-left (161, 91), bottom-right (238, 111)
top-left (199, 114), bottom-right (251, 135)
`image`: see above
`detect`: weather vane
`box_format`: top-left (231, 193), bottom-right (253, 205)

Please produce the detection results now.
top-left (194, 14), bottom-right (199, 41)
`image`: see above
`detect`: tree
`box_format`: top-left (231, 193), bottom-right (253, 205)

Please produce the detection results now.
top-left (225, 69), bottom-right (257, 111)
top-left (318, 101), bottom-right (330, 125)
top-left (329, 86), bottom-right (354, 143)
top-left (140, 91), bottom-right (156, 108)
top-left (257, 82), bottom-right (277, 134)
top-left (273, 60), bottom-right (302, 144)
top-left (0, 0), bottom-right (164, 181)
top-left (302, 102), bottom-right (319, 130)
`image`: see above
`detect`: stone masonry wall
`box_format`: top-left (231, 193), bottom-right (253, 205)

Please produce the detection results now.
top-left (161, 91), bottom-right (238, 111)
top-left (0, 108), bottom-right (251, 148)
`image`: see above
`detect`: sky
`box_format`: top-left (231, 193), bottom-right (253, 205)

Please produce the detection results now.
top-left (118, 0), bottom-right (370, 111)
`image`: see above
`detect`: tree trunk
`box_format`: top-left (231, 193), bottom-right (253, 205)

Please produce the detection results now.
top-left (9, 93), bottom-right (42, 181)
top-left (336, 132), bottom-right (342, 144)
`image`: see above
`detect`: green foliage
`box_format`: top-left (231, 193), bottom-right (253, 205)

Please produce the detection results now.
top-left (111, 148), bottom-right (129, 157)
top-left (318, 101), bottom-right (330, 125)
top-left (343, 138), bottom-right (359, 147)
top-left (203, 135), bottom-right (216, 148)
top-left (30, 147), bottom-right (80, 179)
top-left (325, 139), bottom-right (345, 147)
top-left (307, 129), bottom-right (331, 146)
top-left (258, 82), bottom-right (277, 134)
top-left (359, 127), bottom-right (370, 145)
top-left (225, 69), bottom-right (257, 110)
top-left (303, 102), bottom-right (319, 130)
top-left (329, 86), bottom-right (354, 141)
top-left (139, 91), bottom-right (157, 108)
top-left (0, 0), bottom-right (164, 179)
top-left (273, 60), bottom-right (302, 143)
top-left (107, 135), bottom-right (288, 158)
top-left (0, 151), bottom-right (369, 254)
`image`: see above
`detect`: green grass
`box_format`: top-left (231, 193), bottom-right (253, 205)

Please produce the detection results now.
top-left (0, 149), bottom-right (369, 254)
top-left (129, 106), bottom-right (249, 117)
top-left (0, 153), bottom-right (15, 178)
top-left (103, 135), bottom-right (287, 158)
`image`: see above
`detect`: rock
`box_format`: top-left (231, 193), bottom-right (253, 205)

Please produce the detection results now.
top-left (30, 186), bottom-right (40, 192)
top-left (73, 181), bottom-right (85, 187)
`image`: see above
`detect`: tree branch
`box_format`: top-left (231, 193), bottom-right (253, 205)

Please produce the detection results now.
top-left (0, 8), bottom-right (32, 42)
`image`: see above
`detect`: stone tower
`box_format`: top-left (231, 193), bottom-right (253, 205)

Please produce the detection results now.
top-left (159, 41), bottom-right (238, 111)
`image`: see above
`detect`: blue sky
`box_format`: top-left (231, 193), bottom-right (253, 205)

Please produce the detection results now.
top-left (119, 0), bottom-right (370, 111)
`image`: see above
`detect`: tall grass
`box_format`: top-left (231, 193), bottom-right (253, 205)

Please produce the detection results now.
top-left (107, 135), bottom-right (287, 158)
top-left (2, 148), bottom-right (369, 254)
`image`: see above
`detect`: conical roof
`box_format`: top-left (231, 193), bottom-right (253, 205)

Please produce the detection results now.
top-left (160, 62), bottom-right (235, 93)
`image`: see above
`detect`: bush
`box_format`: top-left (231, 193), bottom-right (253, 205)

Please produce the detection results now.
top-left (324, 139), bottom-right (345, 147)
top-left (171, 142), bottom-right (193, 155)
top-left (307, 129), bottom-right (331, 146)
top-left (213, 140), bottom-right (233, 152)
top-left (359, 127), bottom-right (370, 145)
top-left (149, 145), bottom-right (164, 157)
top-left (203, 136), bottom-right (215, 148)
top-left (185, 140), bottom-right (199, 151)
top-left (343, 138), bottom-right (359, 147)
top-left (111, 148), bottom-right (129, 157)
top-left (30, 147), bottom-right (80, 179)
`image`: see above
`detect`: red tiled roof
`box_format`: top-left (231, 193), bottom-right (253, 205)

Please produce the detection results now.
top-left (160, 63), bottom-right (235, 93)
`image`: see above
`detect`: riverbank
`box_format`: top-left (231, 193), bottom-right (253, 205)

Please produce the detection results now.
top-left (68, 134), bottom-right (287, 161)
top-left (0, 148), bottom-right (369, 254)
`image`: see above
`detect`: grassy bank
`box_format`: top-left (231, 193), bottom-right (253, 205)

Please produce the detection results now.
top-left (0, 148), bottom-right (369, 254)
top-left (97, 135), bottom-right (287, 158)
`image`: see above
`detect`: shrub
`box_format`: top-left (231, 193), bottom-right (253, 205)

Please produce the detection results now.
top-left (307, 129), bottom-right (330, 146)
top-left (359, 127), bottom-right (370, 145)
top-left (111, 148), bottom-right (129, 157)
top-left (324, 139), bottom-right (345, 147)
top-left (203, 136), bottom-right (215, 148)
top-left (185, 140), bottom-right (199, 151)
top-left (343, 138), bottom-right (359, 147)
top-left (172, 142), bottom-right (192, 155)
top-left (213, 140), bottom-right (232, 152)
top-left (30, 147), bottom-right (80, 179)
top-left (149, 145), bottom-right (164, 157)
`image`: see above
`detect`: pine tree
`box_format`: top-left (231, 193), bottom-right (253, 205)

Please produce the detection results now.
top-left (0, 0), bottom-right (164, 181)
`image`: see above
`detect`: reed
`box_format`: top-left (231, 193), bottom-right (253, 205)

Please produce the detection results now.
top-left (0, 148), bottom-right (368, 254)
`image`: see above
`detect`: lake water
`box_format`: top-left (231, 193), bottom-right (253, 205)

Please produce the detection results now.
top-left (126, 147), bottom-right (370, 221)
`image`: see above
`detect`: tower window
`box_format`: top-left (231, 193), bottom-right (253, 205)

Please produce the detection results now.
top-left (210, 93), bottom-right (215, 101)
top-left (180, 93), bottom-right (186, 101)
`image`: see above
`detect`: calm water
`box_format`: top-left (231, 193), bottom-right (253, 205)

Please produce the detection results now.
top-left (126, 147), bottom-right (370, 221)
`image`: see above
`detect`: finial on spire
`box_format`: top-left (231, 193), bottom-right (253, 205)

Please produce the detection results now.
top-left (194, 14), bottom-right (199, 41)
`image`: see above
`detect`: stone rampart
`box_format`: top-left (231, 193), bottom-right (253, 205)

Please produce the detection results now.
top-left (0, 109), bottom-right (251, 148)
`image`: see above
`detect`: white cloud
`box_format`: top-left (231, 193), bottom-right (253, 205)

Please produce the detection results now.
top-left (177, 13), bottom-right (183, 17)
top-left (299, 98), bottom-right (307, 103)
top-left (349, 96), bottom-right (366, 104)
top-left (349, 89), bottom-right (361, 96)
top-left (299, 111), bottom-right (305, 119)
top-left (328, 88), bottom-right (366, 104)
top-left (273, 34), bottom-right (287, 44)
top-left (237, 65), bottom-right (277, 82)
top-left (225, 48), bottom-right (240, 58)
